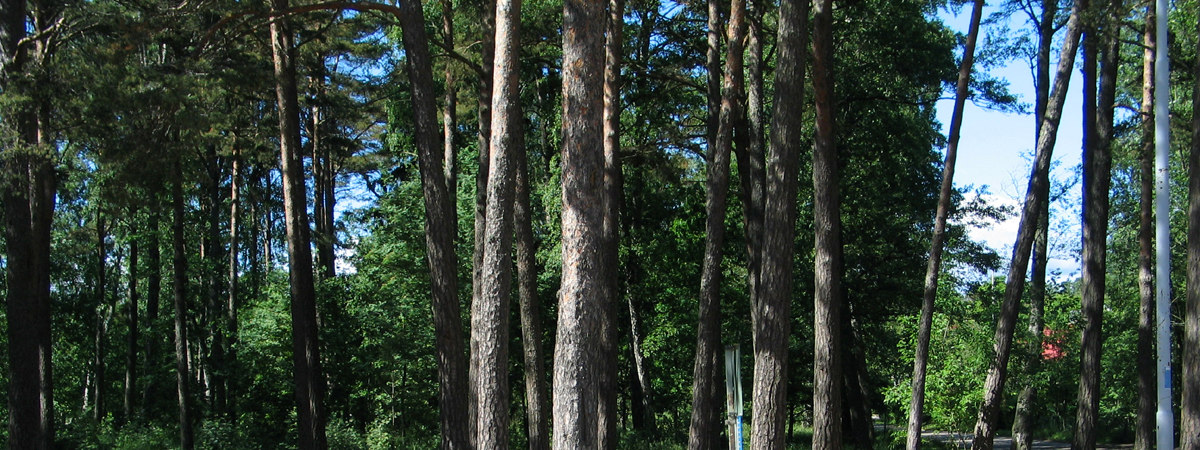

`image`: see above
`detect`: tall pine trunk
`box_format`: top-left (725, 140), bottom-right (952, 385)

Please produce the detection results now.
top-left (125, 224), bottom-right (140, 420)
top-left (470, 0), bottom-right (522, 444)
top-left (971, 2), bottom-right (1084, 447)
top-left (394, 0), bottom-right (471, 446)
top-left (227, 151), bottom-right (241, 413)
top-left (688, 0), bottom-right (745, 446)
top-left (1182, 4), bottom-right (1200, 445)
top-left (514, 84), bottom-right (549, 450)
top-left (144, 206), bottom-right (162, 415)
top-left (553, 0), bottom-right (606, 445)
top-left (95, 212), bottom-right (109, 422)
top-left (1136, 4), bottom-right (1157, 448)
top-left (749, 0), bottom-right (808, 446)
top-left (598, 0), bottom-right (625, 444)
top-left (268, 0), bottom-right (327, 445)
top-left (905, 1), bottom-right (984, 447)
top-left (1074, 1), bottom-right (1117, 445)
top-left (172, 160), bottom-right (195, 450)
top-left (810, 0), bottom-right (843, 447)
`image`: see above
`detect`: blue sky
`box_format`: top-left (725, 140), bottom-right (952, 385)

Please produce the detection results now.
top-left (935, 3), bottom-right (1085, 281)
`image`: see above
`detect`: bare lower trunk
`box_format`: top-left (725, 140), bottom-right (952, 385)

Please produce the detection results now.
top-left (748, 0), bottom-right (807, 447)
top-left (172, 161), bottom-right (195, 450)
top-left (126, 228), bottom-right (140, 420)
top-left (688, 0), bottom-right (745, 447)
top-left (470, 0), bottom-right (522, 444)
top-left (1011, 2), bottom-right (1056, 447)
top-left (95, 212), bottom-right (109, 422)
top-left (1135, 4), bottom-right (1156, 449)
top-left (552, 0), bottom-right (606, 445)
top-left (227, 151), bottom-right (241, 413)
top-left (442, 0), bottom-right (458, 223)
top-left (971, 3), bottom-right (1083, 448)
top-left (906, 1), bottom-right (984, 448)
top-left (1181, 4), bottom-right (1200, 446)
top-left (269, 0), bottom-right (327, 445)
top-left (515, 100), bottom-right (549, 450)
top-left (842, 314), bottom-right (873, 450)
top-left (811, 0), bottom-right (842, 448)
top-left (395, 0), bottom-right (471, 447)
top-left (144, 206), bottom-right (162, 415)
top-left (597, 0), bottom-right (625, 445)
top-left (1074, 3), bottom-right (1117, 445)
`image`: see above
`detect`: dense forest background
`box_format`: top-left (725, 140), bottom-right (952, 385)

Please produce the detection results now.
top-left (1, 0), bottom-right (1199, 447)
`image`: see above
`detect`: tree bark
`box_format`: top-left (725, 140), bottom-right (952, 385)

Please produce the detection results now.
top-left (268, 0), bottom-right (328, 445)
top-left (1182, 3), bottom-right (1200, 446)
top-left (1011, 2), bottom-right (1056, 447)
top-left (905, 1), bottom-right (984, 448)
top-left (1135, 4), bottom-right (1157, 449)
top-left (95, 211), bottom-right (109, 422)
top-left (395, 0), bottom-right (471, 447)
top-left (2, 0), bottom-right (56, 444)
top-left (748, 0), bottom-right (807, 447)
top-left (971, 2), bottom-right (1084, 447)
top-left (598, 0), bottom-right (625, 445)
top-left (811, 0), bottom-right (842, 448)
top-left (441, 0), bottom-right (458, 223)
top-left (688, 0), bottom-right (746, 448)
top-left (227, 150), bottom-right (241, 414)
top-left (515, 86), bottom-right (549, 450)
top-left (842, 312), bottom-right (873, 449)
top-left (126, 223), bottom-right (140, 421)
top-left (1074, 1), bottom-right (1117, 446)
top-left (144, 205), bottom-right (162, 415)
top-left (553, 0), bottom-right (606, 446)
top-left (470, 6), bottom-right (496, 441)
top-left (172, 160), bottom-right (195, 450)
top-left (470, 0), bottom-right (522, 444)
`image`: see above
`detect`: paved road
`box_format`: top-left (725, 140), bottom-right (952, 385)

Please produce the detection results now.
top-left (921, 430), bottom-right (1132, 449)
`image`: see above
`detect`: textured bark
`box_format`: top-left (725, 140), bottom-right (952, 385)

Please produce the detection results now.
top-left (473, 0), bottom-right (496, 341)
top-left (811, 0), bottom-right (842, 448)
top-left (226, 151), bottom-right (241, 412)
top-left (1011, 2), bottom-right (1056, 448)
top-left (1135, 5), bottom-right (1156, 449)
top-left (3, 0), bottom-right (56, 443)
top-left (1074, 3), bottom-right (1117, 446)
top-left (842, 314), bottom-right (873, 449)
top-left (515, 94), bottom-right (549, 450)
top-left (971, 3), bottom-right (1083, 448)
top-left (171, 161), bottom-right (195, 450)
top-left (748, 0), bottom-right (807, 447)
top-left (597, 0), bottom-right (624, 445)
top-left (95, 212), bottom-right (109, 422)
top-left (268, 0), bottom-right (327, 445)
top-left (144, 206), bottom-right (162, 415)
top-left (395, 0), bottom-right (471, 447)
top-left (905, 2), bottom-right (984, 448)
top-left (688, 0), bottom-right (745, 446)
top-left (442, 0), bottom-right (458, 222)
top-left (552, 0), bottom-right (606, 446)
top-left (126, 225), bottom-right (140, 420)
top-left (470, 0), bottom-right (521, 445)
top-left (1182, 5), bottom-right (1200, 446)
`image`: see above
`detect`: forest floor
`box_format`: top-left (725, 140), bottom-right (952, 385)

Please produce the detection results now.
top-left (919, 430), bottom-right (1133, 449)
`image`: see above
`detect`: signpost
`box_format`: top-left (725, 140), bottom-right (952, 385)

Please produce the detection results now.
top-left (724, 345), bottom-right (744, 450)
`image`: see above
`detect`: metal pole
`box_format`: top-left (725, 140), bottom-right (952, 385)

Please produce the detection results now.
top-left (1154, 0), bottom-right (1174, 446)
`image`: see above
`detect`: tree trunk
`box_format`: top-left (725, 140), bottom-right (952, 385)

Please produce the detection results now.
top-left (811, 0), bottom-right (843, 448)
top-left (395, 0), bottom-right (471, 447)
top-left (749, 0), bottom-right (807, 447)
top-left (227, 150), bottom-right (241, 414)
top-left (1135, 4), bottom-right (1157, 449)
top-left (172, 160), bottom-right (195, 450)
top-left (1074, 2), bottom-right (1117, 446)
top-left (842, 313), bottom-right (873, 450)
top-left (470, 0), bottom-right (522, 445)
top-left (144, 206), bottom-right (162, 415)
top-left (203, 148), bottom-right (227, 413)
top-left (470, 6), bottom-right (496, 441)
top-left (971, 3), bottom-right (1084, 448)
top-left (553, 0), bottom-right (606, 445)
top-left (598, 0), bottom-right (625, 445)
top-left (515, 85), bottom-right (549, 450)
top-left (442, 0), bottom-right (458, 223)
top-left (906, 1), bottom-right (984, 448)
top-left (2, 1), bottom-right (56, 443)
top-left (688, 0), bottom-right (745, 447)
top-left (95, 212), bottom-right (109, 422)
top-left (1181, 4), bottom-right (1200, 446)
top-left (268, 0), bottom-right (327, 445)
top-left (1011, 2), bottom-right (1056, 447)
top-left (310, 66), bottom-right (336, 281)
top-left (126, 224), bottom-right (140, 421)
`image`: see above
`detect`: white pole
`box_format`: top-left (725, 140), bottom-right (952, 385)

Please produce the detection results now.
top-left (1154, 0), bottom-right (1173, 447)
